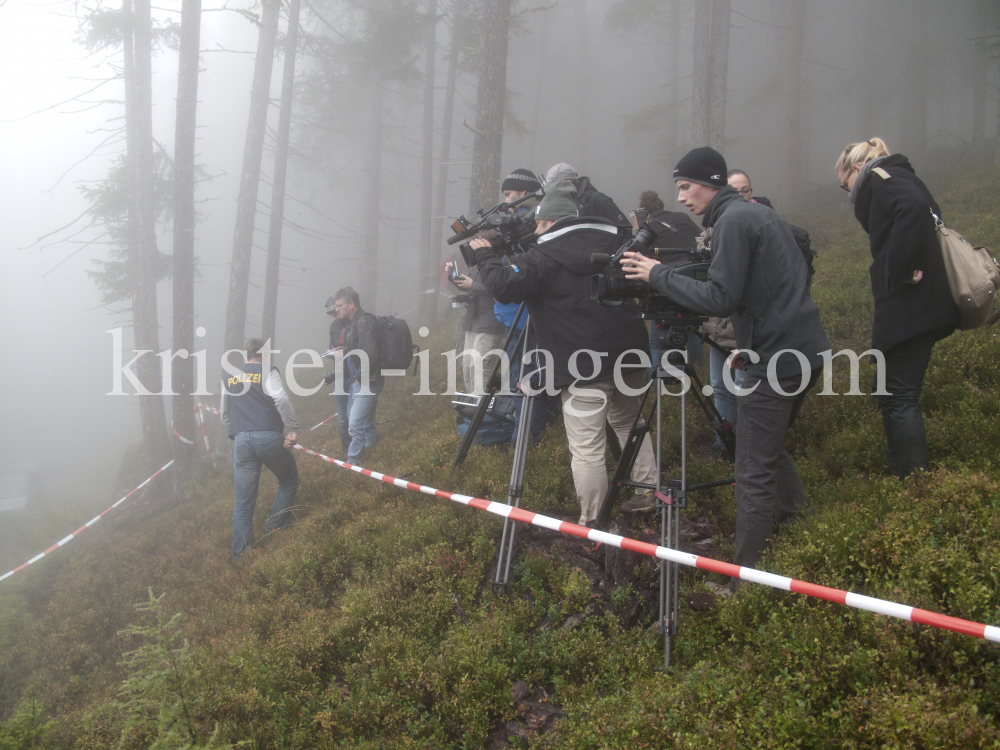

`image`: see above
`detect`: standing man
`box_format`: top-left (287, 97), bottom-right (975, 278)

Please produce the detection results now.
top-left (545, 162), bottom-right (629, 228)
top-left (325, 295), bottom-right (351, 455)
top-left (623, 147), bottom-right (830, 587)
top-left (222, 337), bottom-right (300, 560)
top-left (323, 287), bottom-right (382, 464)
top-left (471, 180), bottom-right (658, 526)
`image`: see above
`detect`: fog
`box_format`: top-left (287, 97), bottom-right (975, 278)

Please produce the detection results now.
top-left (0, 0), bottom-right (997, 509)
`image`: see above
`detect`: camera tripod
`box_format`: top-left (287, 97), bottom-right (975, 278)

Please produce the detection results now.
top-left (594, 320), bottom-right (735, 668)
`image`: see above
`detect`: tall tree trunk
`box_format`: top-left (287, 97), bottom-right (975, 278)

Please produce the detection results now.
top-left (223, 0), bottom-right (280, 351)
top-left (126, 0), bottom-right (170, 474)
top-left (171, 0), bottom-right (201, 478)
top-left (468, 0), bottom-right (510, 215)
top-left (691, 0), bottom-right (710, 146)
top-left (261, 0), bottom-right (301, 345)
top-left (665, 0), bottom-right (680, 164)
top-left (417, 0), bottom-right (439, 324)
top-left (358, 76), bottom-right (385, 310)
top-left (781, 0), bottom-right (804, 211)
top-left (575, 0), bottom-right (587, 165)
top-left (431, 0), bottom-right (464, 266)
top-left (971, 45), bottom-right (986, 144)
top-left (707, 0), bottom-right (730, 152)
top-left (995, 55), bottom-right (1000, 167)
top-left (899, 0), bottom-right (928, 163)
top-left (525, 4), bottom-right (548, 169)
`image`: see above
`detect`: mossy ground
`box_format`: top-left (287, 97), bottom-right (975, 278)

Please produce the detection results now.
top-left (2, 168), bottom-right (1000, 748)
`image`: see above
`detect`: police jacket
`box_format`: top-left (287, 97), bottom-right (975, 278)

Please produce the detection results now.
top-left (649, 187), bottom-right (830, 380)
top-left (344, 309), bottom-right (384, 384)
top-left (475, 216), bottom-right (650, 389)
top-left (221, 362), bottom-right (300, 439)
top-left (852, 154), bottom-right (957, 352)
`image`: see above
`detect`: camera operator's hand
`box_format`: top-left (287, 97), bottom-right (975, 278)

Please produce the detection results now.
top-left (621, 251), bottom-right (658, 283)
top-left (445, 260), bottom-right (473, 290)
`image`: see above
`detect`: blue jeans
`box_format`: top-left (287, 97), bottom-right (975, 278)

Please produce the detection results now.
top-left (347, 380), bottom-right (382, 463)
top-left (709, 346), bottom-right (744, 448)
top-left (232, 431), bottom-right (300, 560)
top-left (334, 393), bottom-right (351, 454)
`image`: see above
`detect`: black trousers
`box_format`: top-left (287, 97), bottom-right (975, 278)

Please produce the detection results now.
top-left (873, 327), bottom-right (951, 480)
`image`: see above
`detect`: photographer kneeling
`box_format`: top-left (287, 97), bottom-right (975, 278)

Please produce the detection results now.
top-left (470, 180), bottom-right (657, 526)
top-left (623, 147), bottom-right (831, 587)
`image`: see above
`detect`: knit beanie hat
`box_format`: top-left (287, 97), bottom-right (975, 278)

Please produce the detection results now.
top-left (672, 147), bottom-right (728, 188)
top-left (545, 162), bottom-right (578, 183)
top-left (501, 168), bottom-right (542, 194)
top-left (535, 180), bottom-right (578, 221)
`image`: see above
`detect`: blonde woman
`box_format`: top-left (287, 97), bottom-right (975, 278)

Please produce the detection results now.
top-left (835, 139), bottom-right (958, 479)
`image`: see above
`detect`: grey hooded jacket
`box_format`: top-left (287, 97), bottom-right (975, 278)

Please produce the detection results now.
top-left (649, 186), bottom-right (830, 380)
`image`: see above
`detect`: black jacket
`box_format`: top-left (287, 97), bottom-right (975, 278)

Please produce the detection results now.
top-left (329, 318), bottom-right (348, 351)
top-left (475, 217), bottom-right (649, 389)
top-left (345, 309), bottom-right (383, 383)
top-left (463, 267), bottom-right (505, 334)
top-left (649, 186), bottom-right (830, 380)
top-left (853, 154), bottom-right (958, 352)
top-left (574, 177), bottom-right (630, 228)
top-left (648, 209), bottom-right (700, 250)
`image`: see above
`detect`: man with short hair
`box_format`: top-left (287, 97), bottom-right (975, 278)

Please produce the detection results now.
top-left (471, 180), bottom-right (657, 526)
top-left (325, 295), bottom-right (351, 455)
top-left (545, 162), bottom-right (629, 228)
top-left (623, 146), bottom-right (831, 586)
top-left (322, 287), bottom-right (382, 464)
top-left (222, 337), bottom-right (300, 560)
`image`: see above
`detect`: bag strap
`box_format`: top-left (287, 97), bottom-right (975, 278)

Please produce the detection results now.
top-left (929, 208), bottom-right (944, 229)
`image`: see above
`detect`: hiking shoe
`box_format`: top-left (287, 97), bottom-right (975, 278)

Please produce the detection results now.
top-left (621, 491), bottom-right (656, 514)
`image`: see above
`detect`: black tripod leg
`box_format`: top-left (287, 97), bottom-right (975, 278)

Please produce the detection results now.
top-left (686, 367), bottom-right (736, 461)
top-left (595, 387), bottom-right (653, 528)
top-left (453, 309), bottom-right (529, 467)
top-left (494, 393), bottom-right (535, 593)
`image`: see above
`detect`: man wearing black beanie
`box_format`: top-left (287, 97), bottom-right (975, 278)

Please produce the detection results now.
top-left (622, 146), bottom-right (831, 589)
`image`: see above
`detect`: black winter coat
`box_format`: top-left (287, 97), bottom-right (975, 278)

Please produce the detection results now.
top-left (475, 217), bottom-right (649, 389)
top-left (574, 177), bottom-right (630, 228)
top-left (344, 309), bottom-right (384, 384)
top-left (853, 154), bottom-right (958, 352)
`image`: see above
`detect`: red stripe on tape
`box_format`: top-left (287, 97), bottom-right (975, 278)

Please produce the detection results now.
top-left (790, 580), bottom-right (848, 605)
top-left (695, 557), bottom-right (743, 578)
top-left (621, 537), bottom-right (660, 557)
top-left (911, 608), bottom-right (987, 638)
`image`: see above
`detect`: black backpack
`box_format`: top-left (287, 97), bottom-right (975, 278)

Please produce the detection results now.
top-left (374, 315), bottom-right (414, 371)
top-left (788, 224), bottom-right (816, 291)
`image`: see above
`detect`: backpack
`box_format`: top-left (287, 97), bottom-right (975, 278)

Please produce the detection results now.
top-left (374, 315), bottom-right (415, 371)
top-left (931, 211), bottom-right (1000, 329)
top-left (788, 223), bottom-right (816, 291)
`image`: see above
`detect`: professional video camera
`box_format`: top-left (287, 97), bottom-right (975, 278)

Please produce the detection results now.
top-left (590, 208), bottom-right (711, 318)
top-left (446, 190), bottom-right (542, 268)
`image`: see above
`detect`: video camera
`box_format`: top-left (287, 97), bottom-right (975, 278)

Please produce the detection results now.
top-left (446, 190), bottom-right (542, 268)
top-left (591, 208), bottom-right (711, 320)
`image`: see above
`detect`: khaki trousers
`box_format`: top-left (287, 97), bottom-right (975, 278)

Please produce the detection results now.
top-left (462, 331), bottom-right (504, 395)
top-left (560, 370), bottom-right (657, 524)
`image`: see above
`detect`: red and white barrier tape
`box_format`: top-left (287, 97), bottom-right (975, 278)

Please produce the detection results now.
top-left (194, 404), bottom-right (218, 469)
top-left (0, 460), bottom-right (174, 584)
top-left (195, 402), bottom-right (221, 416)
top-left (294, 445), bottom-right (1000, 644)
top-left (302, 412), bottom-right (339, 434)
top-left (172, 422), bottom-right (194, 445)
